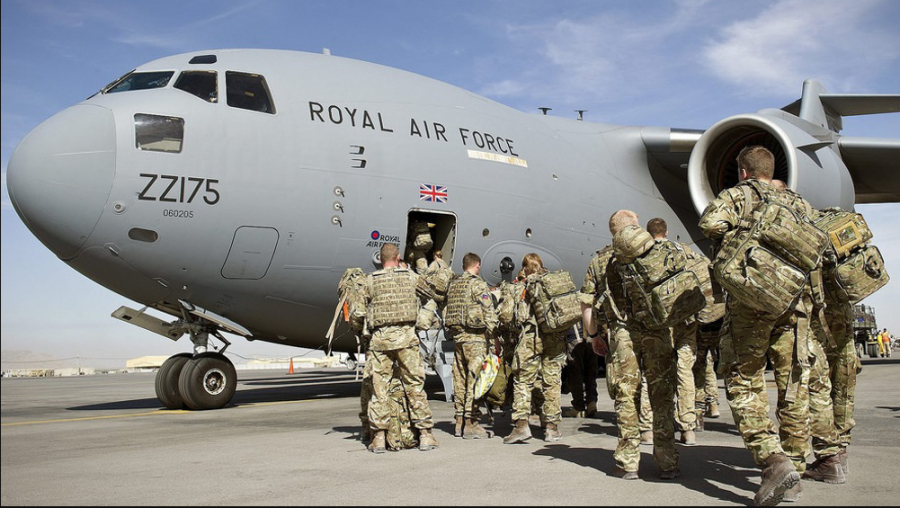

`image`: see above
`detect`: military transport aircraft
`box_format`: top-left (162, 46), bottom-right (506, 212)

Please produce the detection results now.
top-left (7, 49), bottom-right (899, 410)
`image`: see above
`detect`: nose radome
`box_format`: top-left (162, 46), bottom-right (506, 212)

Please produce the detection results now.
top-left (7, 104), bottom-right (116, 260)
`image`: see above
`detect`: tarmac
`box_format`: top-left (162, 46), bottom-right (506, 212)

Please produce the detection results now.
top-left (2, 355), bottom-right (898, 506)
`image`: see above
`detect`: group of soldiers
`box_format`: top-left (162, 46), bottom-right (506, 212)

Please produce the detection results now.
top-left (345, 145), bottom-right (868, 506)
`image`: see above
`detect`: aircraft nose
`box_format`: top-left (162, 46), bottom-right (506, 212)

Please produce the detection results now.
top-left (7, 104), bottom-right (117, 260)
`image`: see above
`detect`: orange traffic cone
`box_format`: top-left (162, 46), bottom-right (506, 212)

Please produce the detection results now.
top-left (288, 357), bottom-right (294, 374)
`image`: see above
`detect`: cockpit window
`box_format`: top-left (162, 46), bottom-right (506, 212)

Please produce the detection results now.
top-left (134, 114), bottom-right (184, 153)
top-left (175, 71), bottom-right (218, 103)
top-left (226, 71), bottom-right (275, 114)
top-left (104, 71), bottom-right (174, 94)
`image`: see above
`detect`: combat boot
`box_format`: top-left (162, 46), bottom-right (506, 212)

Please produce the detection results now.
top-left (754, 453), bottom-right (799, 506)
top-left (562, 407), bottom-right (584, 418)
top-left (679, 429), bottom-right (697, 446)
top-left (801, 454), bottom-right (846, 484)
top-left (640, 430), bottom-right (653, 445)
top-left (838, 448), bottom-right (849, 475)
top-left (706, 401), bottom-right (721, 418)
top-left (418, 429), bottom-right (440, 451)
top-left (454, 416), bottom-right (464, 438)
top-left (696, 412), bottom-right (705, 432)
top-left (782, 483), bottom-right (802, 503)
top-left (544, 422), bottom-right (561, 442)
top-left (360, 424), bottom-right (372, 443)
top-left (367, 430), bottom-right (386, 454)
top-left (503, 419), bottom-right (532, 444)
top-left (586, 401), bottom-right (598, 418)
top-left (463, 418), bottom-right (489, 439)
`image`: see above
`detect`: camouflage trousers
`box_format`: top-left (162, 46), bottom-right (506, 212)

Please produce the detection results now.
top-left (723, 296), bottom-right (812, 469)
top-left (367, 345), bottom-right (434, 431)
top-left (673, 320), bottom-right (698, 432)
top-left (810, 301), bottom-right (857, 454)
top-left (359, 356), bottom-right (374, 425)
top-left (511, 329), bottom-right (566, 424)
top-left (608, 324), bottom-right (678, 473)
top-left (452, 337), bottom-right (487, 419)
top-left (694, 323), bottom-right (721, 413)
top-left (638, 376), bottom-right (652, 433)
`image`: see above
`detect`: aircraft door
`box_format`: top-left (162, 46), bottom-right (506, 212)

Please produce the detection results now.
top-left (404, 211), bottom-right (456, 271)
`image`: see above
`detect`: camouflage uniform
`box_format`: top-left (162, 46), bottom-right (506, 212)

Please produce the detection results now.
top-left (699, 178), bottom-right (815, 469)
top-left (510, 307), bottom-right (566, 425)
top-left (809, 298), bottom-right (855, 457)
top-left (445, 271), bottom-right (498, 420)
top-left (673, 318), bottom-right (698, 432)
top-left (694, 321), bottom-right (721, 417)
top-left (364, 267), bottom-right (434, 432)
top-left (638, 375), bottom-right (652, 434)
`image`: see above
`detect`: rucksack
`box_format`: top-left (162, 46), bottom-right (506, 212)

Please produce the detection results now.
top-left (683, 245), bottom-right (725, 324)
top-left (615, 232), bottom-right (705, 329)
top-left (813, 208), bottom-right (889, 304)
top-left (711, 182), bottom-right (828, 317)
top-left (525, 270), bottom-right (582, 334)
top-left (416, 260), bottom-right (453, 303)
top-left (338, 267), bottom-right (367, 333)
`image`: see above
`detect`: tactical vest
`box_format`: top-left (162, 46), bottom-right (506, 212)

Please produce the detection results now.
top-left (526, 269), bottom-right (582, 334)
top-left (367, 268), bottom-right (419, 328)
top-left (443, 273), bottom-right (487, 330)
top-left (615, 234), bottom-right (705, 329)
top-left (813, 208), bottom-right (889, 304)
top-left (712, 180), bottom-right (827, 317)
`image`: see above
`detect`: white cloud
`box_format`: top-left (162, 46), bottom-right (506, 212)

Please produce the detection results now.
top-left (702, 0), bottom-right (899, 97)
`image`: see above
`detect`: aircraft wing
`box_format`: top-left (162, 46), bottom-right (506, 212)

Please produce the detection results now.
top-left (838, 136), bottom-right (900, 204)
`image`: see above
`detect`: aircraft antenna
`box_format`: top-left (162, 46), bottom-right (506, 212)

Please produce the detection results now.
top-left (575, 110), bottom-right (587, 121)
top-left (538, 107), bottom-right (552, 115)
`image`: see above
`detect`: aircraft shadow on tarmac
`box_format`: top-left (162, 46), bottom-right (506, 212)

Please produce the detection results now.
top-left (67, 369), bottom-right (447, 412)
top-left (534, 443), bottom-right (760, 504)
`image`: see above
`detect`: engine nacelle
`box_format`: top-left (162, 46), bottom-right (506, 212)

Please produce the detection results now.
top-left (688, 109), bottom-right (855, 215)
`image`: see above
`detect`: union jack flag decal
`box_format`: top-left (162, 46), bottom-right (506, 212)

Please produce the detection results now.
top-left (419, 183), bottom-right (448, 203)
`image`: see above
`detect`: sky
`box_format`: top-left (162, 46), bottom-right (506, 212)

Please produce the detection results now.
top-left (2, 0), bottom-right (898, 367)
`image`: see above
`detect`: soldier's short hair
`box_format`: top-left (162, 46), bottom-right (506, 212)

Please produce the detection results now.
top-left (462, 252), bottom-right (481, 270)
top-left (609, 210), bottom-right (639, 235)
top-left (737, 145), bottom-right (775, 179)
top-left (380, 243), bottom-right (400, 263)
top-left (647, 218), bottom-right (668, 239)
top-left (522, 253), bottom-right (544, 276)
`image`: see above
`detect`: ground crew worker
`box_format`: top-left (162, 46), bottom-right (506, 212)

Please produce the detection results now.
top-left (647, 217), bottom-right (700, 446)
top-left (593, 210), bottom-right (680, 481)
top-left (699, 145), bottom-right (814, 505)
top-left (503, 253), bottom-right (567, 444)
top-left (444, 252), bottom-right (498, 439)
top-left (362, 242), bottom-right (439, 453)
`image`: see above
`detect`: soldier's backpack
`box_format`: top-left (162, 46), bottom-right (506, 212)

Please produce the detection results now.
top-left (386, 375), bottom-right (418, 451)
top-left (410, 221), bottom-right (434, 250)
top-left (712, 182), bottom-right (829, 317)
top-left (526, 269), bottom-right (583, 334)
top-left (416, 261), bottom-right (453, 303)
top-left (614, 226), bottom-right (706, 329)
top-left (338, 267), bottom-right (368, 333)
top-left (813, 208), bottom-right (889, 304)
top-left (683, 246), bottom-right (725, 324)
top-left (484, 359), bottom-right (513, 408)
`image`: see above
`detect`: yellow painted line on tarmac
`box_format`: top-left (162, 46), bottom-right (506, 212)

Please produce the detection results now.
top-left (1, 399), bottom-right (317, 427)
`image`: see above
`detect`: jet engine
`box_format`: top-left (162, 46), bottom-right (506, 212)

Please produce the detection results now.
top-left (687, 109), bottom-right (855, 215)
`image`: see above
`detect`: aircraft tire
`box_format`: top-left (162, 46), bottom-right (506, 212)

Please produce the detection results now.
top-left (867, 343), bottom-right (879, 358)
top-left (178, 353), bottom-right (237, 410)
top-left (155, 353), bottom-right (193, 409)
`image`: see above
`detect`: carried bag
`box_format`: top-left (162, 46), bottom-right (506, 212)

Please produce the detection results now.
top-left (813, 208), bottom-right (888, 304)
top-left (484, 359), bottom-right (513, 407)
top-left (526, 270), bottom-right (583, 334)
top-left (473, 353), bottom-right (501, 400)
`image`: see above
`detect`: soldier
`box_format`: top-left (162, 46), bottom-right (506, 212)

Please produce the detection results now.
top-left (587, 210), bottom-right (680, 480)
top-left (362, 242), bottom-right (439, 453)
top-left (443, 252), bottom-right (498, 439)
top-left (694, 323), bottom-right (723, 430)
top-left (647, 217), bottom-right (700, 446)
top-left (503, 253), bottom-right (568, 444)
top-left (698, 145), bottom-right (815, 505)
top-left (561, 323), bottom-right (599, 419)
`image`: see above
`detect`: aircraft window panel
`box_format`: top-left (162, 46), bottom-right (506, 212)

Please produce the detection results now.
top-left (175, 71), bottom-right (218, 103)
top-left (104, 71), bottom-right (174, 94)
top-left (134, 114), bottom-right (184, 153)
top-left (225, 71), bottom-right (276, 114)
